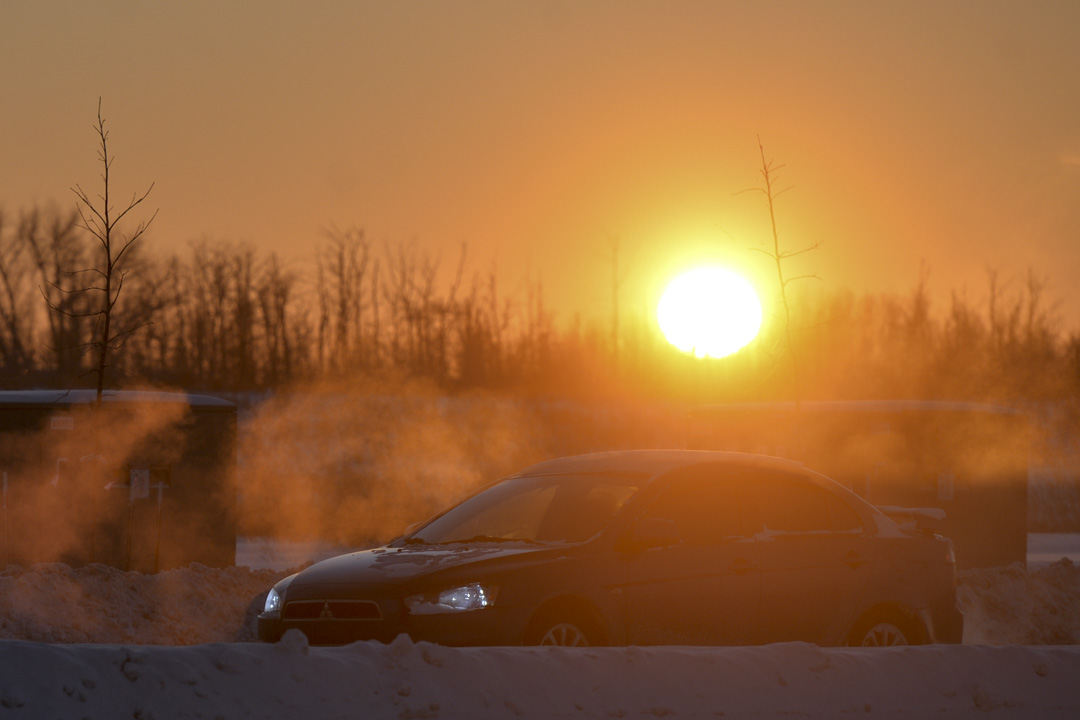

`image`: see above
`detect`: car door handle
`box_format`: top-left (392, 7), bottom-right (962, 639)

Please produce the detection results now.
top-left (844, 550), bottom-right (868, 569)
top-left (730, 558), bottom-right (758, 575)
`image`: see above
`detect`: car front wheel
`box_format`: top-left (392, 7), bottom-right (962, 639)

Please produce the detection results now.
top-left (536, 621), bottom-right (590, 647)
top-left (524, 606), bottom-right (602, 647)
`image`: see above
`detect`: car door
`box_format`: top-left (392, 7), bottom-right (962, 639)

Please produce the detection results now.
top-left (621, 466), bottom-right (761, 645)
top-left (745, 470), bottom-right (874, 645)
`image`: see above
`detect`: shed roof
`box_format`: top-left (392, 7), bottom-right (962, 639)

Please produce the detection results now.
top-left (0, 389), bottom-right (234, 411)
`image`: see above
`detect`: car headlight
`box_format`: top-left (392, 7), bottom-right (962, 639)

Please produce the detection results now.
top-left (264, 587), bottom-right (283, 614)
top-left (262, 573), bottom-right (297, 616)
top-left (404, 583), bottom-right (499, 615)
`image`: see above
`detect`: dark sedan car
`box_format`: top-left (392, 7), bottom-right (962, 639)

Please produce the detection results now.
top-left (257, 450), bottom-right (963, 647)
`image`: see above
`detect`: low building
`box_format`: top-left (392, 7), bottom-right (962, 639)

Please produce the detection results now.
top-left (0, 390), bottom-right (236, 572)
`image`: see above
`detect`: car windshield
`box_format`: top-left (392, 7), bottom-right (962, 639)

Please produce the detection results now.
top-left (405, 472), bottom-right (644, 545)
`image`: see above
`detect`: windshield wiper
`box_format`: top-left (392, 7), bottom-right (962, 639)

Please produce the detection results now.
top-left (436, 535), bottom-right (541, 545)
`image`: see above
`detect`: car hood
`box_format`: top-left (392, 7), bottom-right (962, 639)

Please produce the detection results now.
top-left (288, 542), bottom-right (558, 589)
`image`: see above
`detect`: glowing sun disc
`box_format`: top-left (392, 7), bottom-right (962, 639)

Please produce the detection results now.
top-left (658, 267), bottom-right (763, 358)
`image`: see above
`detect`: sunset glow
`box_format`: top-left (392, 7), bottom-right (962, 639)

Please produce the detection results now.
top-left (3, 3), bottom-right (1079, 328)
top-left (658, 267), bottom-right (763, 358)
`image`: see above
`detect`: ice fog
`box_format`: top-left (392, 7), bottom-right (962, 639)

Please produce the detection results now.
top-left (233, 380), bottom-right (684, 546)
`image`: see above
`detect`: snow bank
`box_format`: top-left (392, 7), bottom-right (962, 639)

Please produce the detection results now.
top-left (958, 559), bottom-right (1080, 645)
top-left (1, 633), bottom-right (1078, 719)
top-left (0, 562), bottom-right (286, 645)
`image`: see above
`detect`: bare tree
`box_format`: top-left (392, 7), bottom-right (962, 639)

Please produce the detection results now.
top-left (0, 210), bottom-right (37, 376)
top-left (257, 253), bottom-right (298, 386)
top-left (605, 232), bottom-right (629, 369)
top-left (230, 245), bottom-right (258, 386)
top-left (66, 100), bottom-right (157, 403)
top-left (745, 137), bottom-right (818, 407)
top-left (25, 206), bottom-right (89, 378)
top-left (115, 252), bottom-right (179, 382)
top-left (317, 227), bottom-right (371, 372)
top-left (381, 240), bottom-right (468, 381)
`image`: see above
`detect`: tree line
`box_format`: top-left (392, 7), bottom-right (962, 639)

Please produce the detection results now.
top-left (2, 203), bottom-right (1079, 410)
top-left (0, 206), bottom-right (557, 393)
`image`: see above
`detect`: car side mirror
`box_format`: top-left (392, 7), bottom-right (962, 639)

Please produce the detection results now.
top-left (621, 516), bottom-right (681, 553)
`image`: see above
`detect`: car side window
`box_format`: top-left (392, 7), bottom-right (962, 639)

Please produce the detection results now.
top-left (540, 482), bottom-right (638, 542)
top-left (641, 475), bottom-right (746, 545)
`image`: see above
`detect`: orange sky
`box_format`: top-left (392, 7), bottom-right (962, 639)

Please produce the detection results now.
top-left (3, 1), bottom-right (1080, 330)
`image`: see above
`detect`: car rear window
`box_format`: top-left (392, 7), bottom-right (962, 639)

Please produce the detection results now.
top-left (824, 492), bottom-right (864, 532)
top-left (756, 480), bottom-right (832, 533)
top-left (743, 472), bottom-right (865, 534)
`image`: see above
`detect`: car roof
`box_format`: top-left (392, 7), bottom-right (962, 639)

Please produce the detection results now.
top-left (689, 399), bottom-right (1023, 417)
top-left (515, 449), bottom-right (808, 480)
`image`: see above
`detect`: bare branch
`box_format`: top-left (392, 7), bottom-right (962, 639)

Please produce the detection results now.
top-left (108, 320), bottom-right (152, 349)
top-left (782, 273), bottom-right (821, 287)
top-left (777, 242), bottom-right (822, 260)
top-left (112, 184), bottom-right (156, 227)
top-left (71, 185), bottom-right (109, 233)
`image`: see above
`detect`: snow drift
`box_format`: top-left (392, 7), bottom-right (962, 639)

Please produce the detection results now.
top-left (1, 633), bottom-right (1078, 719)
top-left (0, 562), bottom-right (283, 645)
top-left (959, 558), bottom-right (1080, 645)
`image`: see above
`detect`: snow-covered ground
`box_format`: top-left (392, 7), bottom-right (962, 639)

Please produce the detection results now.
top-left (2, 635), bottom-right (1078, 719)
top-left (1, 536), bottom-right (1079, 718)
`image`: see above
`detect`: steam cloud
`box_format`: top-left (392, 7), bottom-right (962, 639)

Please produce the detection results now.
top-left (234, 378), bottom-right (683, 545)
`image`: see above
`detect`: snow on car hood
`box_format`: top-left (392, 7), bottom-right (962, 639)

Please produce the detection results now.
top-left (288, 542), bottom-right (552, 586)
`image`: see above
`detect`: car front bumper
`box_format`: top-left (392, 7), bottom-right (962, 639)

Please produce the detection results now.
top-left (258, 603), bottom-right (534, 647)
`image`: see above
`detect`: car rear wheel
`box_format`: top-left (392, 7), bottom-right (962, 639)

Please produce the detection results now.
top-left (849, 608), bottom-right (924, 647)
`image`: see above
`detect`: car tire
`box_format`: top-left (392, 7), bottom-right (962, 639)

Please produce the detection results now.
top-left (524, 607), bottom-right (601, 647)
top-left (849, 611), bottom-right (919, 647)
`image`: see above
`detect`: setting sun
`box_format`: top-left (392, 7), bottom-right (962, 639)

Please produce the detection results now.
top-left (658, 267), bottom-right (763, 358)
